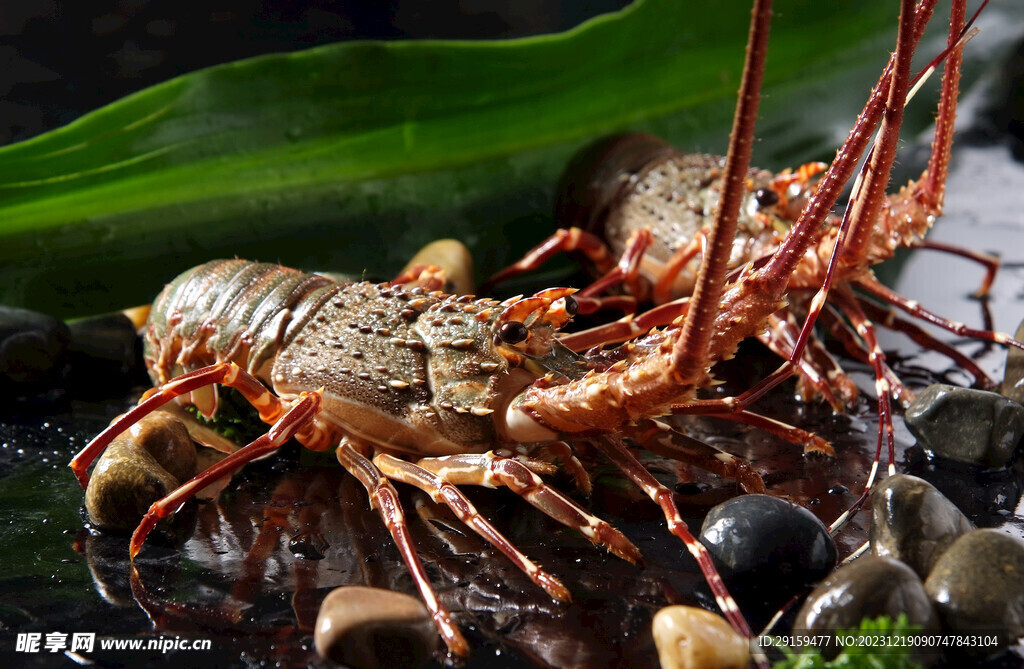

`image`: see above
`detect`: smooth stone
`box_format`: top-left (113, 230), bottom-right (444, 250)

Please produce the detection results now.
top-left (699, 494), bottom-right (837, 593)
top-left (795, 556), bottom-right (939, 659)
top-left (904, 383), bottom-right (1024, 468)
top-left (870, 474), bottom-right (974, 578)
top-left (86, 439), bottom-right (181, 530)
top-left (85, 412), bottom-right (197, 530)
top-left (67, 313), bottom-right (145, 396)
top-left (652, 606), bottom-right (749, 669)
top-left (924, 529), bottom-right (1024, 650)
top-left (0, 306), bottom-right (69, 399)
top-left (1000, 317), bottom-right (1024, 404)
top-left (399, 239), bottom-right (475, 295)
top-left (314, 586), bottom-right (438, 668)
top-left (127, 411), bottom-right (197, 484)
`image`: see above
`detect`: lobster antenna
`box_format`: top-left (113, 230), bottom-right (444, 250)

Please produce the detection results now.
top-left (672, 0), bottom-right (773, 382)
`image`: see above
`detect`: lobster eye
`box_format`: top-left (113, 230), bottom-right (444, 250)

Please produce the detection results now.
top-left (754, 188), bottom-right (779, 208)
top-left (563, 295), bottom-right (578, 317)
top-left (498, 321), bottom-right (529, 344)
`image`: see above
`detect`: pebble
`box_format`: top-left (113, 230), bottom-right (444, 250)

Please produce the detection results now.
top-left (869, 474), bottom-right (974, 578)
top-left (67, 313), bottom-right (145, 397)
top-left (314, 586), bottom-right (438, 668)
top-left (699, 494), bottom-right (837, 594)
top-left (85, 412), bottom-right (197, 530)
top-left (651, 606), bottom-right (749, 669)
top-left (794, 556), bottom-right (939, 659)
top-left (904, 383), bottom-right (1024, 468)
top-left (924, 529), bottom-right (1024, 651)
top-left (1000, 317), bottom-right (1024, 404)
top-left (399, 239), bottom-right (475, 295)
top-left (0, 305), bottom-right (70, 401)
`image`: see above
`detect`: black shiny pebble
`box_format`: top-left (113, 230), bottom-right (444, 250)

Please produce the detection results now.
top-left (0, 305), bottom-right (70, 402)
top-left (699, 494), bottom-right (837, 594)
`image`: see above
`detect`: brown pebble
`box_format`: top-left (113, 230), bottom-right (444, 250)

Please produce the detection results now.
top-left (314, 586), bottom-right (438, 668)
top-left (84, 411), bottom-right (197, 530)
top-left (128, 410), bottom-right (196, 483)
top-left (651, 606), bottom-right (749, 669)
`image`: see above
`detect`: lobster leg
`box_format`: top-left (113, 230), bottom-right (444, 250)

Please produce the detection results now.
top-left (372, 453), bottom-right (572, 602)
top-left (336, 437), bottom-right (469, 658)
top-left (481, 227), bottom-right (619, 293)
top-left (591, 435), bottom-right (752, 637)
top-left (762, 311), bottom-right (854, 412)
top-left (559, 298), bottom-right (692, 350)
top-left (832, 286), bottom-right (897, 487)
top-left (908, 239), bottom-right (1000, 298)
top-left (853, 292), bottom-right (997, 389)
top-left (623, 421), bottom-right (767, 493)
top-left (855, 274), bottom-right (1024, 351)
top-left (576, 228), bottom-right (654, 300)
top-left (129, 390), bottom-right (323, 558)
top-left (698, 409), bottom-right (833, 457)
top-left (513, 441), bottom-right (593, 496)
top-left (414, 452), bottom-right (642, 564)
top-left (70, 361), bottom-right (335, 488)
top-left (820, 304), bottom-right (914, 406)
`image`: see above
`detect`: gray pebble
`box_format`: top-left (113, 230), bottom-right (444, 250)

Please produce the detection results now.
top-left (904, 383), bottom-right (1024, 468)
top-left (924, 529), bottom-right (1024, 651)
top-left (795, 556), bottom-right (939, 659)
top-left (1000, 318), bottom-right (1024, 404)
top-left (870, 474), bottom-right (974, 578)
top-left (314, 586), bottom-right (438, 668)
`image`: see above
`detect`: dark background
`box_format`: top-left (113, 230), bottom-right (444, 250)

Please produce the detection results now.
top-left (0, 0), bottom-right (630, 147)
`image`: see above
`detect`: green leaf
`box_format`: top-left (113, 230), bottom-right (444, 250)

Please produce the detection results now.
top-left (0, 0), bottom-right (1017, 317)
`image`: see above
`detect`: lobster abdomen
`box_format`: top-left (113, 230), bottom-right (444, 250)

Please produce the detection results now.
top-left (144, 260), bottom-right (337, 386)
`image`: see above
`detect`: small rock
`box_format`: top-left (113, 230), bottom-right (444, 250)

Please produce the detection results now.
top-left (314, 586), bottom-right (438, 668)
top-left (399, 239), bottom-right (475, 295)
top-left (1000, 318), bottom-right (1024, 404)
top-left (795, 556), bottom-right (939, 659)
top-left (699, 494), bottom-right (837, 594)
top-left (904, 383), bottom-right (1024, 468)
top-left (86, 439), bottom-right (181, 530)
top-left (0, 306), bottom-right (70, 401)
top-left (870, 474), bottom-right (974, 578)
top-left (127, 410), bottom-right (197, 484)
top-left (67, 313), bottom-right (146, 397)
top-left (924, 529), bottom-right (1024, 651)
top-left (652, 606), bottom-right (749, 669)
top-left (85, 412), bottom-right (197, 530)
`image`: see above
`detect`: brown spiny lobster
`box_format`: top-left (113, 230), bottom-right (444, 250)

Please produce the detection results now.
top-left (68, 0), bottom-right (1001, 660)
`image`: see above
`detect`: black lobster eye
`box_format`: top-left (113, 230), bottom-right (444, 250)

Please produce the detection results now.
top-left (563, 295), bottom-right (578, 317)
top-left (498, 321), bottom-right (529, 344)
top-left (754, 188), bottom-right (780, 207)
